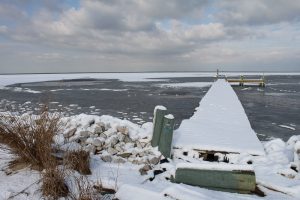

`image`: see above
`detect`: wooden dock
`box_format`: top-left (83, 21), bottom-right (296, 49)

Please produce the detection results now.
top-left (226, 76), bottom-right (265, 87)
top-left (173, 79), bottom-right (265, 156)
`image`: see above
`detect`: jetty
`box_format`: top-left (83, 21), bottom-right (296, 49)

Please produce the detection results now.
top-left (226, 75), bottom-right (265, 87)
top-left (173, 79), bottom-right (265, 156)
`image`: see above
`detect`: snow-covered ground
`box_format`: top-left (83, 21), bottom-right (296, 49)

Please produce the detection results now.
top-left (1, 113), bottom-right (300, 200)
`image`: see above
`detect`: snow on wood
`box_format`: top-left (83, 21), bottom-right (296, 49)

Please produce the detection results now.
top-left (173, 79), bottom-right (265, 156)
top-left (176, 163), bottom-right (254, 172)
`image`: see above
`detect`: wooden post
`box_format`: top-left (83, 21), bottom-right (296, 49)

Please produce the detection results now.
top-left (158, 114), bottom-right (175, 158)
top-left (151, 106), bottom-right (167, 147)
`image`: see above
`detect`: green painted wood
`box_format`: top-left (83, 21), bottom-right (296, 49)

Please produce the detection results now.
top-left (158, 115), bottom-right (175, 158)
top-left (175, 168), bottom-right (256, 193)
top-left (151, 108), bottom-right (167, 147)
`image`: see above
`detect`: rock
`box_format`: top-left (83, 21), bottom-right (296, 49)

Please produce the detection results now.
top-left (101, 155), bottom-right (112, 162)
top-left (139, 165), bottom-right (152, 175)
top-left (113, 157), bottom-right (126, 164)
top-left (117, 126), bottom-right (129, 135)
top-left (89, 119), bottom-right (95, 126)
top-left (107, 147), bottom-right (118, 155)
top-left (83, 144), bottom-right (96, 154)
top-left (96, 146), bottom-right (103, 151)
top-left (92, 138), bottom-right (104, 147)
top-left (103, 129), bottom-right (115, 138)
top-left (108, 136), bottom-right (119, 147)
top-left (105, 123), bottom-right (111, 130)
top-left (118, 152), bottom-right (132, 158)
top-left (99, 132), bottom-right (108, 139)
top-left (96, 122), bottom-right (106, 131)
top-left (124, 136), bottom-right (133, 143)
top-left (61, 142), bottom-right (82, 152)
top-left (94, 126), bottom-right (104, 134)
top-left (63, 128), bottom-right (77, 138)
top-left (149, 157), bottom-right (160, 165)
top-left (117, 132), bottom-right (126, 142)
top-left (80, 131), bottom-right (92, 137)
top-left (141, 142), bottom-right (148, 148)
top-left (132, 158), bottom-right (146, 165)
top-left (115, 145), bottom-right (124, 153)
top-left (136, 142), bottom-right (143, 149)
top-left (138, 152), bottom-right (145, 157)
top-left (124, 143), bottom-right (134, 149)
top-left (85, 138), bottom-right (94, 145)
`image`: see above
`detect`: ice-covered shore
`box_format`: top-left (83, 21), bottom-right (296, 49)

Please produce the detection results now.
top-left (0, 113), bottom-right (300, 200)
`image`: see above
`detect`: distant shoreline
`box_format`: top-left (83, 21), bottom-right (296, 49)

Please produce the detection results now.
top-left (1, 71), bottom-right (300, 75)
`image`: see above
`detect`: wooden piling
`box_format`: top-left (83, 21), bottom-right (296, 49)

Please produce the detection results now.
top-left (151, 106), bottom-right (167, 147)
top-left (158, 114), bottom-right (175, 158)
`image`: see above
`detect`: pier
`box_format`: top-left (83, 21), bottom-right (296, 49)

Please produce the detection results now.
top-left (226, 75), bottom-right (266, 87)
top-left (173, 79), bottom-right (265, 156)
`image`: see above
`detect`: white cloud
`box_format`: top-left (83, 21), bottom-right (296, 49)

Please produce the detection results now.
top-left (0, 0), bottom-right (299, 72)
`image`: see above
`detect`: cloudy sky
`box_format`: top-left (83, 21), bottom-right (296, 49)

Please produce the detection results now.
top-left (0, 0), bottom-right (300, 73)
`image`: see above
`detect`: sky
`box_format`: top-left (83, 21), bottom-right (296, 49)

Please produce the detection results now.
top-left (0, 0), bottom-right (300, 73)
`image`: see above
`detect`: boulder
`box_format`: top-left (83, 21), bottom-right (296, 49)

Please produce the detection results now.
top-left (80, 131), bottom-right (92, 137)
top-left (118, 152), bottom-right (132, 158)
top-left (94, 126), bottom-right (104, 134)
top-left (83, 144), bottom-right (96, 154)
top-left (124, 136), bottom-right (133, 143)
top-left (92, 138), bottom-right (104, 147)
top-left (117, 132), bottom-right (126, 142)
top-left (149, 157), bottom-right (160, 165)
top-left (139, 164), bottom-right (152, 175)
top-left (117, 126), bottom-right (129, 135)
top-left (113, 157), bottom-right (126, 164)
top-left (63, 128), bottom-right (77, 138)
top-left (96, 122), bottom-right (106, 131)
top-left (101, 155), bottom-right (112, 162)
top-left (107, 147), bottom-right (118, 155)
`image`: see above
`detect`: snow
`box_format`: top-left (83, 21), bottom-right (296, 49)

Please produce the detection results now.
top-left (154, 105), bottom-right (167, 113)
top-left (115, 185), bottom-right (168, 200)
top-left (176, 163), bottom-right (254, 172)
top-left (164, 114), bottom-right (174, 120)
top-left (1, 112), bottom-right (300, 199)
top-left (158, 82), bottom-right (212, 88)
top-left (279, 125), bottom-right (296, 131)
top-left (173, 79), bottom-right (265, 156)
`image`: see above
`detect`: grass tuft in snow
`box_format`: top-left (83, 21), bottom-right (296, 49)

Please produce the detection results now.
top-left (0, 106), bottom-right (62, 171)
top-left (41, 166), bottom-right (69, 199)
top-left (64, 150), bottom-right (91, 175)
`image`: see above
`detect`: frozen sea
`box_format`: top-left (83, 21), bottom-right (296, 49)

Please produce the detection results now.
top-left (0, 73), bottom-right (299, 141)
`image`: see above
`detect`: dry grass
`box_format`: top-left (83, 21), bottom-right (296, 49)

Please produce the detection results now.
top-left (70, 176), bottom-right (96, 200)
top-left (0, 107), bottom-right (62, 170)
top-left (41, 167), bottom-right (69, 199)
top-left (64, 150), bottom-right (91, 175)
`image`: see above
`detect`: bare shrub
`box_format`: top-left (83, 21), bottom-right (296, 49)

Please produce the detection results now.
top-left (0, 107), bottom-right (62, 170)
top-left (64, 150), bottom-right (91, 175)
top-left (41, 167), bottom-right (69, 199)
